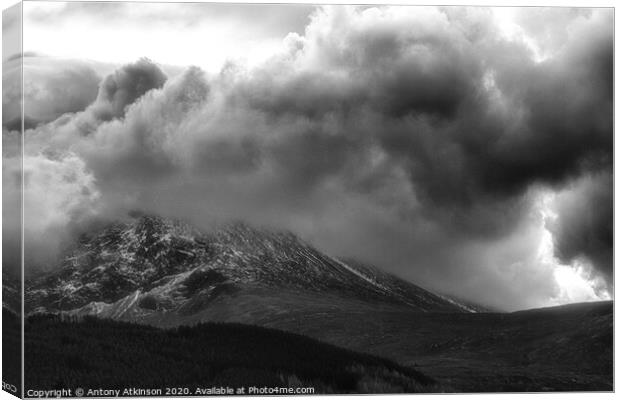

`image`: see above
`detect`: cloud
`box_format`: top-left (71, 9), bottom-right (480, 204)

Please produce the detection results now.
top-left (26, 2), bottom-right (314, 37)
top-left (20, 6), bottom-right (613, 310)
top-left (3, 56), bottom-right (102, 130)
top-left (2, 129), bottom-right (22, 275)
top-left (2, 58), bottom-right (22, 129)
top-left (549, 172), bottom-right (613, 285)
top-left (2, 4), bottom-right (21, 62)
top-left (22, 152), bottom-right (101, 270)
top-left (25, 58), bottom-right (168, 143)
top-left (87, 58), bottom-right (167, 123)
top-left (23, 2), bottom-right (315, 72)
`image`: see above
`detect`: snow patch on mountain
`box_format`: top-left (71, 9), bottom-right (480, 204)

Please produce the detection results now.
top-left (24, 214), bottom-right (484, 321)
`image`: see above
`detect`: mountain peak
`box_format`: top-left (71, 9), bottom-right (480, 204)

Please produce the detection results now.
top-left (25, 212), bottom-right (474, 317)
top-left (128, 212), bottom-right (196, 236)
top-left (215, 220), bottom-right (303, 252)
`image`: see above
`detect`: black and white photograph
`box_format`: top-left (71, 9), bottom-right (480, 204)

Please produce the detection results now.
top-left (1, 0), bottom-right (615, 397)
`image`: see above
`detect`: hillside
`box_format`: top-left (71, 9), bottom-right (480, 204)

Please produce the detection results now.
top-left (16, 300), bottom-right (613, 393)
top-left (14, 214), bottom-right (613, 393)
top-left (253, 300), bottom-right (612, 392)
top-left (21, 312), bottom-right (437, 394)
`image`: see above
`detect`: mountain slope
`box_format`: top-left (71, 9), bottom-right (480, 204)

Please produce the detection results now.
top-left (22, 313), bottom-right (439, 394)
top-left (238, 300), bottom-right (612, 392)
top-left (25, 214), bottom-right (471, 321)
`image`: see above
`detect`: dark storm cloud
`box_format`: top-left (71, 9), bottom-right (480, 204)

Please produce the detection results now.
top-left (550, 172), bottom-right (613, 285)
top-left (223, 6), bottom-right (612, 239)
top-left (21, 6), bottom-right (613, 309)
top-left (482, 25), bottom-right (612, 194)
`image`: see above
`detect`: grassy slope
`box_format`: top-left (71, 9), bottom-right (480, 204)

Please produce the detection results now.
top-left (22, 313), bottom-right (437, 394)
top-left (18, 298), bottom-right (613, 393)
top-left (103, 285), bottom-right (613, 392)
top-left (251, 300), bottom-right (613, 392)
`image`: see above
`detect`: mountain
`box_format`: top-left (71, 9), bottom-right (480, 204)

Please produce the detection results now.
top-left (9, 213), bottom-right (613, 392)
top-left (25, 214), bottom-right (475, 323)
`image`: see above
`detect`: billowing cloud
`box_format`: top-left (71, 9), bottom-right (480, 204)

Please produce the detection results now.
top-left (549, 172), bottom-right (613, 285)
top-left (18, 6), bottom-right (613, 310)
top-left (22, 152), bottom-right (101, 271)
top-left (3, 55), bottom-right (102, 129)
top-left (87, 58), bottom-right (167, 123)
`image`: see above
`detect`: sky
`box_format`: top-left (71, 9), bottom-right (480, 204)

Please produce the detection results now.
top-left (2, 2), bottom-right (614, 311)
